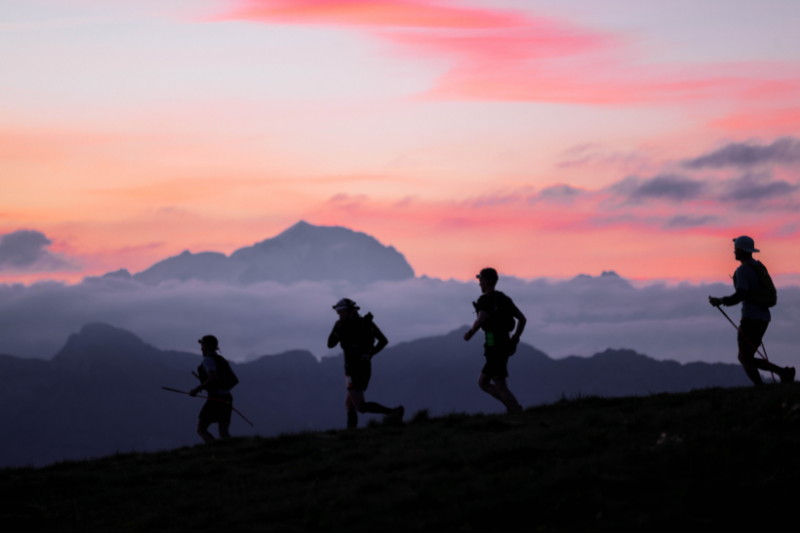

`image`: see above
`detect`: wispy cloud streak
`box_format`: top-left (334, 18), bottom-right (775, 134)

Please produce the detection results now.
top-left (215, 0), bottom-right (800, 107)
top-left (215, 0), bottom-right (525, 29)
top-left (682, 137), bottom-right (800, 169)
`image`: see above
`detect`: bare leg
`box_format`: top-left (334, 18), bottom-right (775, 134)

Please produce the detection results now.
top-left (478, 373), bottom-right (505, 403)
top-left (346, 391), bottom-right (361, 428)
top-left (493, 377), bottom-right (523, 413)
top-left (197, 419), bottom-right (215, 443)
top-left (347, 390), bottom-right (365, 410)
top-left (349, 390), bottom-right (394, 414)
top-left (218, 419), bottom-right (231, 439)
top-left (345, 390), bottom-right (399, 427)
top-left (738, 350), bottom-right (765, 385)
top-left (751, 357), bottom-right (789, 375)
top-left (360, 402), bottom-right (394, 414)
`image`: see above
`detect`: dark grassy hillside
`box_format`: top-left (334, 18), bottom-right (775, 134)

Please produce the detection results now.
top-left (3, 383), bottom-right (800, 532)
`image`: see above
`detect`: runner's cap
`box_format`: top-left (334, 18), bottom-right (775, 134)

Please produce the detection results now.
top-left (476, 267), bottom-right (499, 284)
top-left (198, 335), bottom-right (219, 350)
top-left (733, 236), bottom-right (760, 253)
top-left (333, 298), bottom-right (359, 311)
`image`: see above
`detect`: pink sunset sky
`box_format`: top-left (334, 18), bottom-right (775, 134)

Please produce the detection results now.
top-left (2, 0), bottom-right (800, 284)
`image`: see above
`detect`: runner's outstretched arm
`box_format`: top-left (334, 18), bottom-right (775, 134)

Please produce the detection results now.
top-left (710, 289), bottom-right (746, 307)
top-left (722, 289), bottom-right (746, 306)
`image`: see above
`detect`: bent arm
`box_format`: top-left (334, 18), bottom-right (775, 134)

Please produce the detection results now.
top-left (327, 321), bottom-right (341, 349)
top-left (464, 310), bottom-right (487, 341)
top-left (192, 370), bottom-right (218, 395)
top-left (722, 289), bottom-right (746, 306)
top-left (511, 308), bottom-right (526, 342)
top-left (371, 325), bottom-right (388, 356)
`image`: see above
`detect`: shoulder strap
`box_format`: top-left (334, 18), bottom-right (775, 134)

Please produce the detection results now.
top-left (743, 261), bottom-right (758, 283)
top-left (742, 260), bottom-right (777, 307)
top-left (744, 260), bottom-right (768, 285)
top-left (210, 353), bottom-right (231, 375)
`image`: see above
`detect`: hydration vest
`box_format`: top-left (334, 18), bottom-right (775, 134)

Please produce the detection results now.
top-left (197, 353), bottom-right (237, 391)
top-left (341, 312), bottom-right (377, 356)
top-left (473, 292), bottom-right (516, 334)
top-left (743, 260), bottom-right (778, 308)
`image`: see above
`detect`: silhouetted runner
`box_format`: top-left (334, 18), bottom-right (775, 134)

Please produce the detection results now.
top-left (190, 335), bottom-right (240, 442)
top-left (464, 268), bottom-right (526, 413)
top-left (327, 298), bottom-right (404, 428)
top-left (709, 236), bottom-right (794, 385)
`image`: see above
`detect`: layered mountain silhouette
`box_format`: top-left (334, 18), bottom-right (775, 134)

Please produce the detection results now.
top-left (93, 221), bottom-right (415, 285)
top-left (0, 323), bottom-right (750, 468)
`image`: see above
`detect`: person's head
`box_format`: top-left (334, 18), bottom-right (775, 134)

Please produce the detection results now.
top-left (198, 335), bottom-right (219, 355)
top-left (733, 236), bottom-right (759, 262)
top-left (476, 267), bottom-right (498, 294)
top-left (332, 298), bottom-right (359, 318)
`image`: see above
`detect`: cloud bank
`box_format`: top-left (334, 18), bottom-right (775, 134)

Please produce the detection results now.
top-left (599, 172), bottom-right (798, 209)
top-left (0, 230), bottom-right (78, 273)
top-left (682, 137), bottom-right (800, 169)
top-left (1, 273), bottom-right (798, 370)
top-left (4, 137), bottom-right (799, 287)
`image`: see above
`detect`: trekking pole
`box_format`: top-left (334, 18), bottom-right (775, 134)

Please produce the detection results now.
top-left (713, 306), bottom-right (775, 383)
top-left (161, 387), bottom-right (255, 427)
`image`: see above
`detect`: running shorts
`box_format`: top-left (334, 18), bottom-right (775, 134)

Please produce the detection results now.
top-left (738, 318), bottom-right (769, 360)
top-left (345, 362), bottom-right (372, 392)
top-left (482, 343), bottom-right (512, 379)
top-left (198, 393), bottom-right (233, 423)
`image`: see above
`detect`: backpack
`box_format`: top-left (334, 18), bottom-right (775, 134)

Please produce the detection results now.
top-left (473, 292), bottom-right (516, 334)
top-left (743, 261), bottom-right (778, 308)
top-left (197, 353), bottom-right (238, 390)
top-left (353, 312), bottom-right (377, 355)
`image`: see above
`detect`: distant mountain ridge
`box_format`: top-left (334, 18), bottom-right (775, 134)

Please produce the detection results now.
top-left (93, 221), bottom-right (415, 285)
top-left (0, 323), bottom-right (750, 468)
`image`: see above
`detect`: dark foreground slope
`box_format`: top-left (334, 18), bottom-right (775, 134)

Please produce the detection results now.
top-left (4, 384), bottom-right (800, 532)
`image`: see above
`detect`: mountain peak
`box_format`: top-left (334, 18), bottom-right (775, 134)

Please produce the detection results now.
top-left (265, 221), bottom-right (387, 247)
top-left (568, 271), bottom-right (632, 288)
top-left (51, 323), bottom-right (156, 366)
top-left (119, 221), bottom-right (414, 286)
top-left (233, 222), bottom-right (414, 284)
top-left (282, 220), bottom-right (314, 233)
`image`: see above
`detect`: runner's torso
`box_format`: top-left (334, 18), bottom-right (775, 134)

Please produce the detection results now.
top-left (199, 355), bottom-right (233, 394)
top-left (476, 291), bottom-right (517, 347)
top-left (733, 261), bottom-right (771, 322)
top-left (336, 314), bottom-right (379, 369)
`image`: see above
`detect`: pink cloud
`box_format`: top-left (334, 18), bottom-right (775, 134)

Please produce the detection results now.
top-left (427, 60), bottom-right (800, 106)
top-left (305, 188), bottom-right (800, 281)
top-left (712, 109), bottom-right (800, 135)
top-left (309, 147), bottom-right (800, 252)
top-left (215, 0), bottom-right (526, 29)
top-left (216, 0), bottom-right (800, 109)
